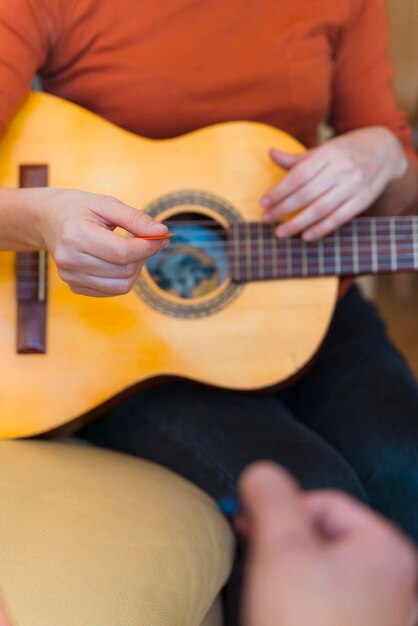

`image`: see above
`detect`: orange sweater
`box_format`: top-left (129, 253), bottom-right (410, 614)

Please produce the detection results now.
top-left (0, 0), bottom-right (417, 166)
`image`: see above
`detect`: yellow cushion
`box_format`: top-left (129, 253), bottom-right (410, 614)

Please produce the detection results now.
top-left (0, 440), bottom-right (234, 625)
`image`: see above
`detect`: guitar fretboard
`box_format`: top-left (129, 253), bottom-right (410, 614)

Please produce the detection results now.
top-left (228, 216), bottom-right (418, 282)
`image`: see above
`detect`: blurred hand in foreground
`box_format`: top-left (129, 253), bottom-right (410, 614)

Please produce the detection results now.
top-left (239, 462), bottom-right (418, 626)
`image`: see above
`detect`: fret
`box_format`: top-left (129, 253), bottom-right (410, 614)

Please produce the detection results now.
top-left (359, 219), bottom-right (373, 274)
top-left (293, 239), bottom-right (304, 278)
top-left (301, 241), bottom-right (308, 277)
top-left (318, 238), bottom-right (325, 275)
top-left (271, 231), bottom-right (279, 278)
top-left (258, 223), bottom-right (265, 280)
top-left (413, 218), bottom-right (418, 270)
top-left (370, 218), bottom-right (378, 273)
top-left (245, 222), bottom-right (252, 281)
top-left (286, 238), bottom-right (292, 277)
top-left (351, 220), bottom-right (359, 274)
top-left (389, 217), bottom-right (397, 272)
top-left (334, 230), bottom-right (341, 275)
top-left (231, 217), bottom-right (418, 284)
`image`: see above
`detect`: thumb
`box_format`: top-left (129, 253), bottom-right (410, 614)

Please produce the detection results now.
top-left (269, 147), bottom-right (307, 170)
top-left (239, 462), bottom-right (314, 561)
top-left (94, 197), bottom-right (168, 238)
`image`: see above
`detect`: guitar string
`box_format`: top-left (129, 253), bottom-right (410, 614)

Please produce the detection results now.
top-left (149, 221), bottom-right (418, 234)
top-left (149, 221), bottom-right (418, 230)
top-left (15, 243), bottom-right (418, 264)
top-left (15, 265), bottom-right (416, 285)
top-left (15, 251), bottom-right (418, 278)
top-left (15, 227), bottom-right (418, 274)
top-left (162, 227), bottom-right (418, 233)
top-left (16, 248), bottom-right (418, 279)
top-left (13, 232), bottom-right (418, 252)
top-left (11, 238), bottom-right (418, 271)
top-left (16, 252), bottom-right (418, 280)
top-left (12, 220), bottom-right (418, 248)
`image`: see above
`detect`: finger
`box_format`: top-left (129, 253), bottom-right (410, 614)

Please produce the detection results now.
top-left (269, 147), bottom-right (307, 171)
top-left (304, 490), bottom-right (417, 554)
top-left (261, 153), bottom-right (327, 210)
top-left (265, 175), bottom-right (337, 224)
top-left (93, 197), bottom-right (168, 238)
top-left (306, 488), bottom-right (418, 556)
top-left (304, 489), bottom-right (418, 615)
top-left (239, 462), bottom-right (314, 559)
top-left (69, 274), bottom-right (141, 297)
top-left (303, 490), bottom-right (378, 542)
top-left (79, 222), bottom-right (169, 265)
top-left (301, 198), bottom-right (360, 240)
top-left (275, 185), bottom-right (352, 238)
top-left (75, 252), bottom-right (142, 279)
top-left (86, 262), bottom-right (142, 279)
top-left (70, 287), bottom-right (117, 298)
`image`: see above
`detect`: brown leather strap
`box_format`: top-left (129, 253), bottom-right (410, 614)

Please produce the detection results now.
top-left (16, 165), bottom-right (49, 354)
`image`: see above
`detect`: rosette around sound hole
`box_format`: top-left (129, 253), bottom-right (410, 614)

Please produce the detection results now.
top-left (135, 190), bottom-right (242, 318)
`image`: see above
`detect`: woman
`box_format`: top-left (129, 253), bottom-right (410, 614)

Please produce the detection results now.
top-left (1, 0), bottom-right (418, 622)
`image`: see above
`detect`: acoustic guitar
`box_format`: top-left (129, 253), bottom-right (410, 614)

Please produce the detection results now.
top-left (0, 93), bottom-right (417, 438)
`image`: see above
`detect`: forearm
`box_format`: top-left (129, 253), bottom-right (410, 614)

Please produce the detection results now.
top-left (0, 188), bottom-right (48, 250)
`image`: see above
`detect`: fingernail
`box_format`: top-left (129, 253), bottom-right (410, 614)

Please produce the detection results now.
top-left (262, 213), bottom-right (272, 223)
top-left (151, 221), bottom-right (167, 233)
top-left (304, 231), bottom-right (313, 241)
top-left (276, 226), bottom-right (287, 238)
top-left (162, 239), bottom-right (170, 249)
top-left (261, 197), bottom-right (272, 208)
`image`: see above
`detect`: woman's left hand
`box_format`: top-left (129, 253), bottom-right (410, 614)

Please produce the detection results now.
top-left (261, 127), bottom-right (408, 240)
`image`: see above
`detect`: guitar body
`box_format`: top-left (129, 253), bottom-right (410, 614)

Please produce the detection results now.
top-left (0, 94), bottom-right (338, 438)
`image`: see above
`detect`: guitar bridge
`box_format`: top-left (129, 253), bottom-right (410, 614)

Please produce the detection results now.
top-left (16, 165), bottom-right (49, 354)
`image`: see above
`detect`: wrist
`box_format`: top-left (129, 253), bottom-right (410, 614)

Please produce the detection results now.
top-left (376, 127), bottom-right (408, 183)
top-left (20, 187), bottom-right (59, 249)
top-left (366, 128), bottom-right (418, 217)
top-left (0, 187), bottom-right (57, 250)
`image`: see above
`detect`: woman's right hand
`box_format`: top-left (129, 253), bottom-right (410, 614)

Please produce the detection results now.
top-left (34, 189), bottom-right (169, 297)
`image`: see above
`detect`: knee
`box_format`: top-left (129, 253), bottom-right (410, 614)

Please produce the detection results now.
top-left (286, 450), bottom-right (369, 504)
top-left (365, 465), bottom-right (418, 543)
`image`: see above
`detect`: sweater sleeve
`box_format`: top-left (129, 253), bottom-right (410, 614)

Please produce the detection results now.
top-left (0, 0), bottom-right (64, 135)
top-left (330, 0), bottom-right (418, 167)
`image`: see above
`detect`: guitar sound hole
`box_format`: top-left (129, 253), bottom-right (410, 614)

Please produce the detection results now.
top-left (146, 212), bottom-right (228, 300)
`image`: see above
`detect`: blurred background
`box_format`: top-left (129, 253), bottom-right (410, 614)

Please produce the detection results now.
top-left (366, 0), bottom-right (418, 375)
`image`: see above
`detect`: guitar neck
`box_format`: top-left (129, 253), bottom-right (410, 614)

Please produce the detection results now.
top-left (228, 216), bottom-right (418, 282)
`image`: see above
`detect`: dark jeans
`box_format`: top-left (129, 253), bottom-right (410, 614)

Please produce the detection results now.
top-left (77, 285), bottom-right (418, 624)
